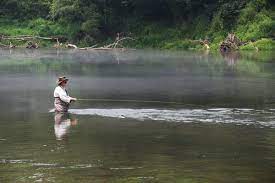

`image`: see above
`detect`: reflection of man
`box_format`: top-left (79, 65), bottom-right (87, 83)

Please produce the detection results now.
top-left (54, 112), bottom-right (77, 140)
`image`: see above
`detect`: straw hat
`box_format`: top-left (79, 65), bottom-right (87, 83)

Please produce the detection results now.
top-left (56, 76), bottom-right (69, 85)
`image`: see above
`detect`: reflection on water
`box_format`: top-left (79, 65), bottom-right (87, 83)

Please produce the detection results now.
top-left (0, 49), bottom-right (275, 183)
top-left (54, 113), bottom-right (77, 140)
top-left (221, 51), bottom-right (241, 66)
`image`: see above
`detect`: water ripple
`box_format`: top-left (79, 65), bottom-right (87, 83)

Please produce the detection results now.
top-left (69, 108), bottom-right (275, 127)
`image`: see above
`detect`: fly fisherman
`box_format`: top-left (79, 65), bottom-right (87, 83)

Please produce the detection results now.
top-left (54, 76), bottom-right (77, 112)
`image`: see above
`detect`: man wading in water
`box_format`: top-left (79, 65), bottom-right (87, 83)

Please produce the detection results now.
top-left (54, 76), bottom-right (77, 112)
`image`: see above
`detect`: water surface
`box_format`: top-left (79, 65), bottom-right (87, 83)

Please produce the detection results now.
top-left (0, 49), bottom-right (275, 183)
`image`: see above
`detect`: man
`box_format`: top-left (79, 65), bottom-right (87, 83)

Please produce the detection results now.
top-left (54, 76), bottom-right (77, 112)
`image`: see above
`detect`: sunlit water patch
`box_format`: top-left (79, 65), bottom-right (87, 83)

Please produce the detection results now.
top-left (67, 108), bottom-right (275, 127)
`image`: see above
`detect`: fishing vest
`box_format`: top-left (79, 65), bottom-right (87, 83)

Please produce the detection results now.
top-left (54, 89), bottom-right (70, 113)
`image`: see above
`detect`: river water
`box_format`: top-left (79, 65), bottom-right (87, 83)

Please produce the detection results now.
top-left (0, 49), bottom-right (275, 182)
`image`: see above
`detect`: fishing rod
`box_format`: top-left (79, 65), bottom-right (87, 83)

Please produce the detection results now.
top-left (76, 98), bottom-right (187, 105)
top-left (76, 99), bottom-right (274, 108)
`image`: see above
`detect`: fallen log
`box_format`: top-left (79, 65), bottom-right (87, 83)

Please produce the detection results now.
top-left (1, 35), bottom-right (60, 41)
top-left (0, 34), bottom-right (135, 51)
top-left (78, 44), bottom-right (98, 50)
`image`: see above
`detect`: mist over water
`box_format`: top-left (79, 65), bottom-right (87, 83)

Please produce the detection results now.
top-left (1, 49), bottom-right (275, 183)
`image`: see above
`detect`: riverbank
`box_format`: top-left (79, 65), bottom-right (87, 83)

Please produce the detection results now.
top-left (0, 19), bottom-right (274, 51)
top-left (0, 0), bottom-right (274, 51)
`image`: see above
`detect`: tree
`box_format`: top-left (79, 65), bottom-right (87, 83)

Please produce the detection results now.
top-left (0, 0), bottom-right (51, 19)
top-left (51, 0), bottom-right (100, 42)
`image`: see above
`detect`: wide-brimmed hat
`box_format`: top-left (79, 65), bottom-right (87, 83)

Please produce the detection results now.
top-left (56, 76), bottom-right (69, 85)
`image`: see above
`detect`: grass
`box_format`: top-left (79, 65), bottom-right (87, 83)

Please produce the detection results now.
top-left (0, 19), bottom-right (35, 36)
top-left (0, 18), bottom-right (77, 47)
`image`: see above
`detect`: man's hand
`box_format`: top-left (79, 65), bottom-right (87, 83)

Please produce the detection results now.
top-left (70, 97), bottom-right (77, 102)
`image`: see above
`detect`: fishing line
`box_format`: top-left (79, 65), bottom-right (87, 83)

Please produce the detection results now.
top-left (77, 98), bottom-right (187, 105)
top-left (76, 99), bottom-right (265, 108)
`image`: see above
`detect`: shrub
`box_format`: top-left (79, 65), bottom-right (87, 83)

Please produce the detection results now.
top-left (240, 38), bottom-right (275, 50)
top-left (28, 18), bottom-right (69, 37)
top-left (162, 40), bottom-right (204, 50)
top-left (235, 0), bottom-right (274, 40)
top-left (254, 38), bottom-right (275, 50)
top-left (240, 42), bottom-right (257, 50)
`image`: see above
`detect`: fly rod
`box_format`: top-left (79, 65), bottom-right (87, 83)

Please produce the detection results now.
top-left (76, 98), bottom-right (187, 105)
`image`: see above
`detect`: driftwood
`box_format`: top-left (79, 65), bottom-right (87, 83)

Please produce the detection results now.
top-left (220, 33), bottom-right (243, 52)
top-left (53, 36), bottom-right (134, 50)
top-left (26, 41), bottom-right (38, 49)
top-left (100, 37), bottom-right (135, 49)
top-left (0, 35), bottom-right (59, 41)
top-left (77, 37), bottom-right (135, 50)
top-left (0, 35), bottom-right (60, 49)
top-left (66, 43), bottom-right (78, 49)
top-left (0, 34), bottom-right (135, 51)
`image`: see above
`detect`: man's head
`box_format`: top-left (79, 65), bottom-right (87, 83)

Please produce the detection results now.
top-left (57, 76), bottom-right (69, 87)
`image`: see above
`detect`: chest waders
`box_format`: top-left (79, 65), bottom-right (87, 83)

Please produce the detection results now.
top-left (54, 89), bottom-right (70, 112)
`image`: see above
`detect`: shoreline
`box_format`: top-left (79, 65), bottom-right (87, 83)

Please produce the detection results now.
top-left (1, 37), bottom-right (274, 51)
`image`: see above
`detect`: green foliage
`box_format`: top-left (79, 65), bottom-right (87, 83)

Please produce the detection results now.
top-left (254, 38), bottom-right (275, 50)
top-left (190, 16), bottom-right (210, 40)
top-left (28, 18), bottom-right (67, 37)
top-left (207, 1), bottom-right (246, 38)
top-left (162, 40), bottom-right (204, 50)
top-left (50, 0), bottom-right (100, 44)
top-left (235, 0), bottom-right (274, 40)
top-left (0, 0), bottom-right (274, 49)
top-left (240, 39), bottom-right (275, 50)
top-left (129, 24), bottom-right (183, 48)
top-left (240, 43), bottom-right (256, 50)
top-left (218, 1), bottom-right (246, 29)
top-left (0, 18), bottom-right (35, 37)
top-left (1, 0), bottom-right (51, 19)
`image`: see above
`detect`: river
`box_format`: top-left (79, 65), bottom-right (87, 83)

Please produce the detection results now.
top-left (0, 49), bottom-right (275, 182)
